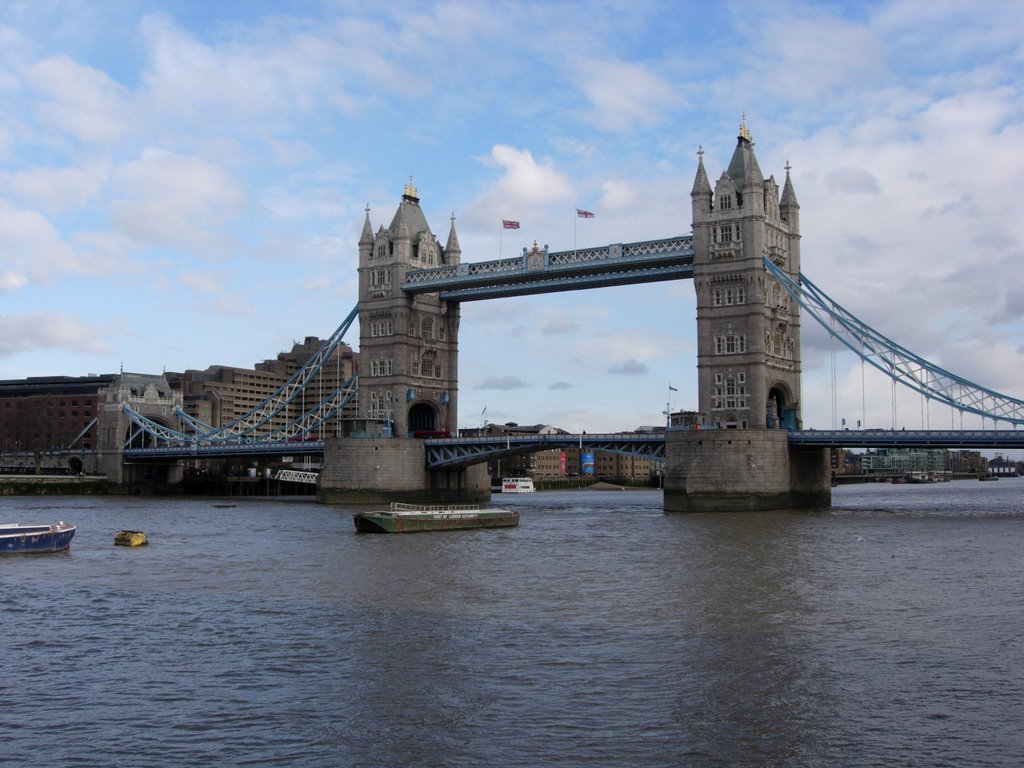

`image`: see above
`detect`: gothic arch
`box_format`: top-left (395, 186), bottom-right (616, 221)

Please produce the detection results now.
top-left (408, 402), bottom-right (437, 435)
top-left (766, 381), bottom-right (796, 430)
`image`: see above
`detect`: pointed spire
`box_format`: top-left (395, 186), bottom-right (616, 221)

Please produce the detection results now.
top-left (359, 203), bottom-right (374, 246)
top-left (726, 114), bottom-right (763, 188)
top-left (403, 175), bottom-right (419, 202)
top-left (781, 160), bottom-right (800, 209)
top-left (691, 145), bottom-right (712, 197)
top-left (445, 212), bottom-right (461, 260)
top-left (739, 113), bottom-right (751, 142)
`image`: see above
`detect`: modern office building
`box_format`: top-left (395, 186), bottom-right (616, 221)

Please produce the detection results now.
top-left (167, 338), bottom-right (357, 435)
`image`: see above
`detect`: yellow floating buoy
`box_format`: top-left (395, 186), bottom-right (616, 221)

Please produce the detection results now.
top-left (114, 530), bottom-right (148, 547)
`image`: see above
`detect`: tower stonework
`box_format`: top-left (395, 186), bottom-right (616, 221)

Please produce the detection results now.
top-left (317, 180), bottom-right (489, 504)
top-left (355, 180), bottom-right (460, 439)
top-left (664, 122), bottom-right (830, 512)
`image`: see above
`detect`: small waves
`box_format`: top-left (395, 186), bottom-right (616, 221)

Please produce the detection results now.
top-left (1, 490), bottom-right (1022, 767)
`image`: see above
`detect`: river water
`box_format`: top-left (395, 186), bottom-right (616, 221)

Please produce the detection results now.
top-left (2, 480), bottom-right (1022, 767)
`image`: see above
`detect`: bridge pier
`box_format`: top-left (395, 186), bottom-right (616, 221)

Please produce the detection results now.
top-left (664, 429), bottom-right (830, 512)
top-left (317, 437), bottom-right (490, 505)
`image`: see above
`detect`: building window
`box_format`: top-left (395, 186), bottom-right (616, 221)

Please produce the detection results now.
top-left (416, 351), bottom-right (442, 379)
top-left (368, 391), bottom-right (390, 420)
top-left (713, 286), bottom-right (744, 306)
top-left (368, 319), bottom-right (393, 338)
top-left (719, 194), bottom-right (732, 210)
top-left (714, 334), bottom-right (746, 355)
top-left (421, 317), bottom-right (434, 340)
top-left (712, 372), bottom-right (748, 411)
top-left (369, 359), bottom-right (392, 377)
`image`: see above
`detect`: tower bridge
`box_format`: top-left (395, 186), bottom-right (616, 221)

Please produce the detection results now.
top-left (111, 120), bottom-right (1024, 509)
top-left (314, 119), bottom-right (817, 509)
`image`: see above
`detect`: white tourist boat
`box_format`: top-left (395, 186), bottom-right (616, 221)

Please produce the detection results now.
top-left (500, 477), bottom-right (535, 493)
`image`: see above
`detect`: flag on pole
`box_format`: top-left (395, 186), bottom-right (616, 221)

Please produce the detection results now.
top-left (669, 385), bottom-right (678, 392)
top-left (502, 220), bottom-right (520, 229)
top-left (576, 208), bottom-right (595, 218)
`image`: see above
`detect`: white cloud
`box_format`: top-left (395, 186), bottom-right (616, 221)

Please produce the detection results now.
top-left (0, 271), bottom-right (28, 292)
top-left (177, 271), bottom-right (220, 294)
top-left (23, 55), bottom-right (131, 144)
top-left (731, 10), bottom-right (887, 107)
top-left (571, 56), bottom-right (680, 133)
top-left (110, 147), bottom-right (248, 252)
top-left (0, 199), bottom-right (77, 278)
top-left (468, 145), bottom-right (574, 224)
top-left (824, 168), bottom-right (880, 194)
top-left (1, 161), bottom-right (110, 215)
top-left (0, 311), bottom-right (111, 356)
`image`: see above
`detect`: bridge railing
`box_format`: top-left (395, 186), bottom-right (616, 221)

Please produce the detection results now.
top-left (403, 236), bottom-right (695, 290)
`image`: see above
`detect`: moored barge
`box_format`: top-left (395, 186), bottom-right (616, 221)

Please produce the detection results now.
top-left (353, 502), bottom-right (518, 534)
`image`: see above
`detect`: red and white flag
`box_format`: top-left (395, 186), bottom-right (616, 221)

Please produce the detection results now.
top-left (576, 208), bottom-right (595, 218)
top-left (502, 219), bottom-right (520, 229)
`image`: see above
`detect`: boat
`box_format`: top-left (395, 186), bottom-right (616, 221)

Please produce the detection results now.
top-left (0, 522), bottom-right (76, 554)
top-left (353, 502), bottom-right (519, 534)
top-left (500, 477), bottom-right (535, 493)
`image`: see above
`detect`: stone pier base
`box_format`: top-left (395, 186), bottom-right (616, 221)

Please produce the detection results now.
top-left (317, 437), bottom-right (490, 505)
top-left (664, 428), bottom-right (830, 512)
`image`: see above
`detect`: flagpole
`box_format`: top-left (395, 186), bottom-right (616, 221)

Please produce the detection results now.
top-left (573, 209), bottom-right (577, 259)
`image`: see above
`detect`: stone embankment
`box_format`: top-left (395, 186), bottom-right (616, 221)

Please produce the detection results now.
top-left (0, 475), bottom-right (113, 495)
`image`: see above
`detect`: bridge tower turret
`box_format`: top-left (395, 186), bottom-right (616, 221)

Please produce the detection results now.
top-left (691, 117), bottom-right (803, 430)
top-left (356, 179), bottom-right (461, 439)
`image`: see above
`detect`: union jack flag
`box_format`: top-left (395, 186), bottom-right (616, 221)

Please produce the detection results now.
top-left (576, 209), bottom-right (595, 218)
top-left (502, 220), bottom-right (520, 229)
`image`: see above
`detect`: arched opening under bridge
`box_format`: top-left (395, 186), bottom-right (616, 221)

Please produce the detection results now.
top-left (767, 383), bottom-right (798, 430)
top-left (408, 402), bottom-right (438, 436)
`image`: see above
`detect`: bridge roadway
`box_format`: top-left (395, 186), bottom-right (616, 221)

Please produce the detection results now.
top-left (121, 429), bottom-right (1024, 467)
top-left (401, 235), bottom-right (695, 300)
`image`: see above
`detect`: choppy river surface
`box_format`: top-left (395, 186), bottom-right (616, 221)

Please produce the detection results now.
top-left (2, 480), bottom-right (1022, 767)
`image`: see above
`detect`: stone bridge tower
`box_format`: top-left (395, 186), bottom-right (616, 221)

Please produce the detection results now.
top-left (355, 179), bottom-right (461, 438)
top-left (690, 117), bottom-right (803, 429)
top-left (665, 120), bottom-right (829, 512)
top-left (318, 180), bottom-right (489, 504)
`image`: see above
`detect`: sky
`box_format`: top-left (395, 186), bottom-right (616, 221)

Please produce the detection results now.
top-left (1, 0), bottom-right (1023, 439)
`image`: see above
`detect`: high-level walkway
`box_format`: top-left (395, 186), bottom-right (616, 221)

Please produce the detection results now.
top-left (402, 237), bottom-right (693, 300)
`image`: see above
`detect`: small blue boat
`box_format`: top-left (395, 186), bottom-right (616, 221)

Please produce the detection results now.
top-left (0, 522), bottom-right (76, 554)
